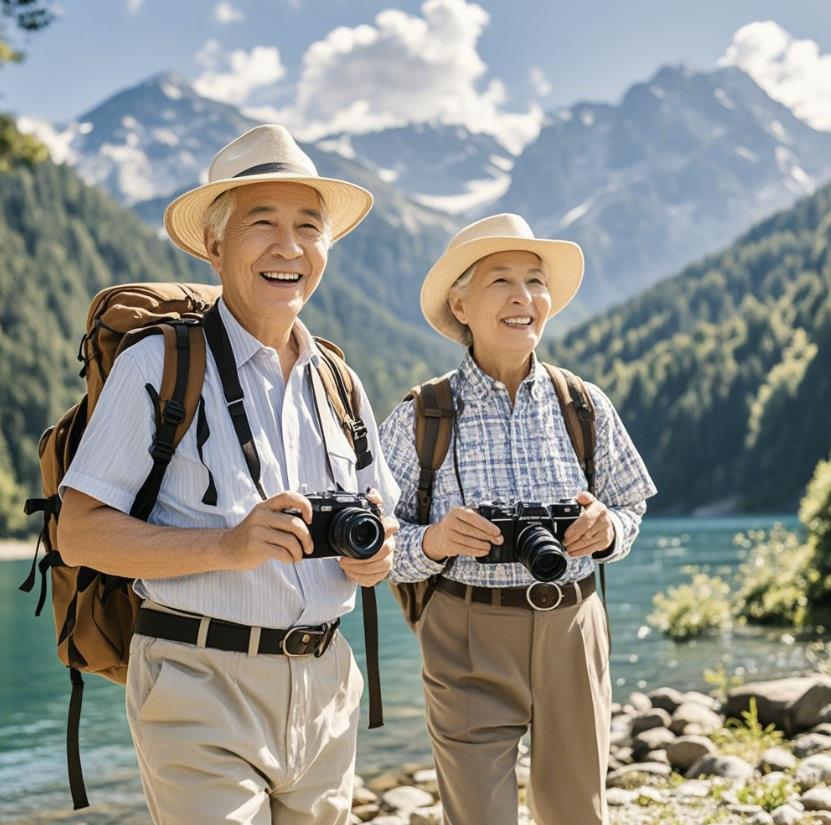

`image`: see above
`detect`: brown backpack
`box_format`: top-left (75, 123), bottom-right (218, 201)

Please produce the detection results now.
top-left (20, 282), bottom-right (373, 810)
top-left (388, 364), bottom-right (602, 630)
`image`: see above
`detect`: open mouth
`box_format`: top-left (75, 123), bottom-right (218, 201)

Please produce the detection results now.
top-left (501, 316), bottom-right (533, 328)
top-left (260, 271), bottom-right (303, 284)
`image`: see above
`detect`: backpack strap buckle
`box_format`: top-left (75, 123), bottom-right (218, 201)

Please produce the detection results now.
top-left (161, 399), bottom-right (185, 427)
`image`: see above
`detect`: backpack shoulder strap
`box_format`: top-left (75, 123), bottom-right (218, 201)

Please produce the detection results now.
top-left (120, 320), bottom-right (207, 520)
top-left (543, 363), bottom-right (597, 493)
top-left (313, 339), bottom-right (373, 470)
top-left (405, 373), bottom-right (455, 525)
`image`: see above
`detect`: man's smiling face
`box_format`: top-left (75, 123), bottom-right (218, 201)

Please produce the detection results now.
top-left (204, 181), bottom-right (330, 331)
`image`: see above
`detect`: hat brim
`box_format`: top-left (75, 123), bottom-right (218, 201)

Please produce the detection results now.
top-left (420, 236), bottom-right (585, 345)
top-left (164, 173), bottom-right (374, 261)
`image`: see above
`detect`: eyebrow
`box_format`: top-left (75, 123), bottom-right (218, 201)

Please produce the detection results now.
top-left (488, 265), bottom-right (545, 274)
top-left (244, 206), bottom-right (323, 222)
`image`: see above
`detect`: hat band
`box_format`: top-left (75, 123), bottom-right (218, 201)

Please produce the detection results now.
top-left (232, 161), bottom-right (313, 178)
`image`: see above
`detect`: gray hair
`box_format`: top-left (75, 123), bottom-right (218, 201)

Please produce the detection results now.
top-left (448, 262), bottom-right (477, 347)
top-left (202, 188), bottom-right (333, 245)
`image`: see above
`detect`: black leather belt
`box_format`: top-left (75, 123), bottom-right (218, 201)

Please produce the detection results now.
top-left (134, 607), bottom-right (340, 657)
top-left (436, 573), bottom-right (596, 612)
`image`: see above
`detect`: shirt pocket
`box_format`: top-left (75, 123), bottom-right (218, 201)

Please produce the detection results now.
top-left (328, 443), bottom-right (358, 492)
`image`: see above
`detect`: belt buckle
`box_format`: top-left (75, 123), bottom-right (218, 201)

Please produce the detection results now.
top-left (525, 581), bottom-right (563, 612)
top-left (281, 626), bottom-right (318, 657)
top-left (314, 622), bottom-right (336, 658)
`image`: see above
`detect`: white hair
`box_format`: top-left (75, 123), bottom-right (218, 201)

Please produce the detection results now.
top-left (448, 262), bottom-right (478, 347)
top-left (202, 188), bottom-right (333, 245)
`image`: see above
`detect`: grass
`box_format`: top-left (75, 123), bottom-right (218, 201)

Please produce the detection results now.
top-left (709, 698), bottom-right (786, 764)
top-left (648, 570), bottom-right (732, 641)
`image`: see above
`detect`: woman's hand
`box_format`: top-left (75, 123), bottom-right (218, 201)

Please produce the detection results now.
top-left (422, 506), bottom-right (503, 561)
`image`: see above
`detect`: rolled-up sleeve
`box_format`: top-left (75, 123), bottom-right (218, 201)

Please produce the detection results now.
top-left (59, 348), bottom-right (158, 513)
top-left (379, 399), bottom-right (447, 583)
top-left (587, 383), bottom-right (657, 564)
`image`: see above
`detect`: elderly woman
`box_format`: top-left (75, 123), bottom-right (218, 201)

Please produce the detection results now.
top-left (380, 214), bottom-right (657, 825)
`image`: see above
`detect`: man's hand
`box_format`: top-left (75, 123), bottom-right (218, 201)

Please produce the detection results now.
top-left (339, 488), bottom-right (398, 586)
top-left (563, 491), bottom-right (615, 558)
top-left (422, 506), bottom-right (503, 561)
top-left (220, 491), bottom-right (313, 569)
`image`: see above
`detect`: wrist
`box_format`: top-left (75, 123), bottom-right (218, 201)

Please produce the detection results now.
top-left (422, 525), bottom-right (449, 563)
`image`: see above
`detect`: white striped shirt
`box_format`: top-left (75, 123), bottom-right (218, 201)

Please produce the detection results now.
top-left (60, 298), bottom-right (400, 628)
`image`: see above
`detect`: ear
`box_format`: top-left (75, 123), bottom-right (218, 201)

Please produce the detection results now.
top-left (203, 228), bottom-right (222, 273)
top-left (447, 290), bottom-right (468, 326)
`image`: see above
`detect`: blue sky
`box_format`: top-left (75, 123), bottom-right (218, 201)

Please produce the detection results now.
top-left (5, 0), bottom-right (831, 149)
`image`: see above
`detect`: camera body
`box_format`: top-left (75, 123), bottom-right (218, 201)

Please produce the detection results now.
top-left (474, 498), bottom-right (581, 582)
top-left (303, 491), bottom-right (385, 561)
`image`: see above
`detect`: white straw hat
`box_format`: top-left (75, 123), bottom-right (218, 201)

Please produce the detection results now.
top-left (164, 124), bottom-right (373, 260)
top-left (421, 213), bottom-right (585, 344)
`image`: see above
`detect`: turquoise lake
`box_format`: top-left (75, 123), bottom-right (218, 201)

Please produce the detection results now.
top-left (0, 515), bottom-right (817, 823)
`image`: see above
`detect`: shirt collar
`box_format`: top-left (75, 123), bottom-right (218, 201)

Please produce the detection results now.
top-left (217, 297), bottom-right (322, 370)
top-left (457, 349), bottom-right (546, 403)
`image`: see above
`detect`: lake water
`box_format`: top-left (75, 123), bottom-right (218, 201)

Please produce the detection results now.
top-left (0, 515), bottom-right (816, 823)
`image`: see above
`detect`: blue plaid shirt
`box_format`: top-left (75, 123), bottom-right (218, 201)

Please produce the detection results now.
top-left (379, 352), bottom-right (657, 587)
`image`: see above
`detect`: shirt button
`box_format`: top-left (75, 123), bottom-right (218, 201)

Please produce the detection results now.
top-left (493, 381), bottom-right (505, 391)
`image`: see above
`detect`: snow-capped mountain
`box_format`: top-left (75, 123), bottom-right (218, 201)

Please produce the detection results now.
top-left (497, 64), bottom-right (831, 322)
top-left (315, 124), bottom-right (513, 214)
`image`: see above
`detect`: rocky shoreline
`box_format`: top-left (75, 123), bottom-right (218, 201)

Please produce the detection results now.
top-left (348, 674), bottom-right (831, 825)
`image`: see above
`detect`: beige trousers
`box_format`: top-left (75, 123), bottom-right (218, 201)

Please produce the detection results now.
top-left (126, 622), bottom-right (363, 825)
top-left (418, 588), bottom-right (612, 825)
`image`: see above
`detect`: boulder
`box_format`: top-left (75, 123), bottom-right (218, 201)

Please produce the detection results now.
top-left (726, 675), bottom-right (831, 737)
top-left (381, 786), bottom-right (434, 813)
top-left (665, 735), bottom-right (716, 772)
top-left (352, 786), bottom-right (379, 806)
top-left (796, 753), bottom-right (831, 788)
top-left (792, 732), bottom-right (831, 758)
top-left (770, 805), bottom-right (802, 825)
top-left (410, 804), bottom-right (444, 825)
top-left (606, 762), bottom-right (671, 788)
top-left (351, 804), bottom-right (380, 822)
top-left (647, 687), bottom-right (686, 714)
top-left (758, 747), bottom-right (796, 773)
top-left (802, 786), bottom-right (831, 811)
top-left (606, 788), bottom-right (637, 806)
top-left (686, 754), bottom-right (755, 782)
top-left (645, 749), bottom-right (669, 765)
top-left (669, 702), bottom-right (722, 735)
top-left (674, 779), bottom-right (711, 798)
top-left (628, 691), bottom-right (652, 712)
top-left (633, 727), bottom-right (676, 761)
top-left (632, 708), bottom-right (672, 735)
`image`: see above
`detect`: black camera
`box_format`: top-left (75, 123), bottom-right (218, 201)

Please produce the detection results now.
top-left (474, 499), bottom-right (581, 582)
top-left (298, 491), bottom-right (385, 561)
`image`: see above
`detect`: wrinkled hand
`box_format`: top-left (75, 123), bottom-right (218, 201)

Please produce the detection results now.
top-left (220, 491), bottom-right (313, 569)
top-left (563, 491), bottom-right (615, 558)
top-left (338, 488), bottom-right (398, 587)
top-left (422, 506), bottom-right (503, 561)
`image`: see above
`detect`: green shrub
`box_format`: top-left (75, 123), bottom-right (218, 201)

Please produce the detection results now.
top-left (709, 698), bottom-right (786, 764)
top-left (648, 571), bottom-right (732, 640)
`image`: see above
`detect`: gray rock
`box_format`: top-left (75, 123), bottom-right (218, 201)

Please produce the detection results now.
top-left (674, 779), bottom-right (711, 798)
top-left (792, 731), bottom-right (831, 757)
top-left (633, 727), bottom-right (676, 761)
top-left (726, 675), bottom-right (831, 736)
top-left (632, 708), bottom-right (672, 735)
top-left (611, 701), bottom-right (623, 716)
top-left (613, 746), bottom-right (634, 764)
top-left (809, 813), bottom-right (831, 825)
top-left (647, 686), bottom-right (686, 714)
top-left (381, 786), bottom-right (434, 812)
top-left (347, 814), bottom-right (362, 825)
top-left (684, 690), bottom-right (721, 711)
top-left (686, 754), bottom-right (755, 782)
top-left (728, 803), bottom-right (764, 816)
top-left (634, 786), bottom-right (664, 804)
top-left (410, 804), bottom-right (443, 825)
top-left (811, 722), bottom-right (831, 737)
top-left (770, 805), bottom-right (802, 825)
top-left (802, 785), bottom-right (831, 811)
top-left (818, 703), bottom-right (831, 724)
top-left (670, 702), bottom-right (723, 735)
top-left (666, 735), bottom-right (716, 771)
top-left (351, 804), bottom-right (381, 822)
top-left (759, 747), bottom-right (796, 773)
top-left (748, 813), bottom-right (774, 825)
top-left (606, 762), bottom-right (671, 788)
top-left (412, 769), bottom-right (437, 786)
top-left (628, 691), bottom-right (652, 712)
top-left (515, 762), bottom-right (529, 788)
top-left (606, 788), bottom-right (636, 806)
top-left (352, 786), bottom-right (379, 806)
top-left (796, 753), bottom-right (831, 787)
top-left (645, 749), bottom-right (669, 764)
top-left (370, 818), bottom-right (408, 825)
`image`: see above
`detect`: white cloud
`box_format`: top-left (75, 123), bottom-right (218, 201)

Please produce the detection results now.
top-left (193, 43), bottom-right (286, 104)
top-left (16, 116), bottom-right (76, 164)
top-left (275, 0), bottom-right (543, 153)
top-left (720, 20), bottom-right (831, 131)
top-left (215, 2), bottom-right (245, 23)
top-left (529, 67), bottom-right (552, 97)
top-left (126, 0), bottom-right (143, 14)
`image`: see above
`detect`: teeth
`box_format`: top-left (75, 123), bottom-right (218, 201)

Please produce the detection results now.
top-left (502, 317), bottom-right (532, 326)
top-left (261, 272), bottom-right (301, 281)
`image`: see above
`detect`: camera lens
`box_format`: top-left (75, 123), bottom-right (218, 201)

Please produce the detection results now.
top-left (330, 507), bottom-right (384, 560)
top-left (515, 525), bottom-right (568, 582)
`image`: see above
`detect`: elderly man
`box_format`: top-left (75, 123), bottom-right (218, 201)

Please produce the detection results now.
top-left (380, 214), bottom-right (657, 825)
top-left (57, 124), bottom-right (400, 825)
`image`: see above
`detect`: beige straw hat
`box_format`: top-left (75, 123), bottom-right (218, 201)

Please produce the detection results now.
top-left (420, 213), bottom-right (585, 344)
top-left (164, 124), bottom-right (373, 260)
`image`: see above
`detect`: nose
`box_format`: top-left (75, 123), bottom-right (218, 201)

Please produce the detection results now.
top-left (267, 226), bottom-right (303, 259)
top-left (509, 283), bottom-right (533, 305)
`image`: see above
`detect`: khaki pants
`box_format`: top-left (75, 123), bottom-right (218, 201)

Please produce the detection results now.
top-left (126, 623), bottom-right (363, 825)
top-left (418, 588), bottom-right (611, 825)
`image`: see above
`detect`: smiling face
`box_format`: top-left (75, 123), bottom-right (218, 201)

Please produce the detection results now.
top-left (203, 181), bottom-right (330, 338)
top-left (448, 249), bottom-right (552, 359)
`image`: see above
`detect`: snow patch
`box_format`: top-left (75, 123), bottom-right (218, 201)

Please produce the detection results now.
top-left (376, 168), bottom-right (398, 183)
top-left (488, 154), bottom-right (513, 172)
top-left (414, 172), bottom-right (510, 215)
top-left (557, 109), bottom-right (572, 122)
top-left (161, 79), bottom-right (184, 100)
top-left (579, 110), bottom-right (595, 126)
top-left (15, 116), bottom-right (76, 164)
top-left (769, 119), bottom-right (789, 143)
top-left (78, 121), bottom-right (94, 135)
top-left (714, 88), bottom-right (735, 110)
top-left (649, 85), bottom-right (666, 99)
top-left (735, 146), bottom-right (758, 162)
top-left (121, 115), bottom-right (140, 131)
top-left (152, 128), bottom-right (180, 147)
